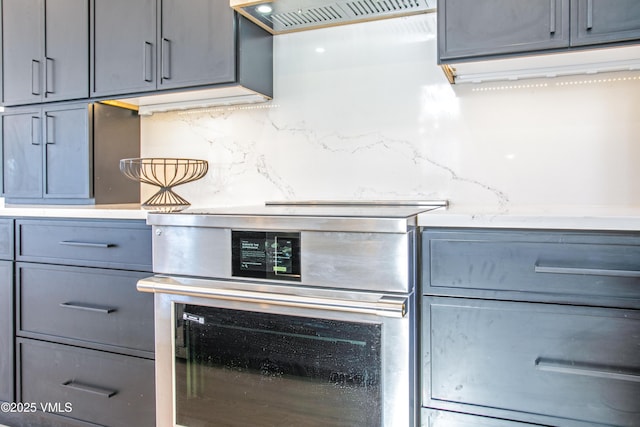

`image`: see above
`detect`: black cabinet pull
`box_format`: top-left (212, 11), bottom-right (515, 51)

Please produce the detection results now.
top-left (161, 38), bottom-right (171, 80)
top-left (45, 57), bottom-right (55, 95)
top-left (586, 0), bottom-right (594, 30)
top-left (61, 380), bottom-right (117, 398)
top-left (549, 0), bottom-right (556, 34)
top-left (534, 264), bottom-right (640, 278)
top-left (31, 59), bottom-right (41, 96)
top-left (143, 41), bottom-right (153, 82)
top-left (59, 240), bottom-right (114, 248)
top-left (59, 302), bottom-right (116, 314)
top-left (31, 117), bottom-right (41, 146)
top-left (46, 114), bottom-right (55, 145)
top-left (535, 357), bottom-right (640, 383)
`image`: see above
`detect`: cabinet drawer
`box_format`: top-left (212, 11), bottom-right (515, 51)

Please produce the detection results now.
top-left (0, 219), bottom-right (14, 260)
top-left (16, 219), bottom-right (151, 270)
top-left (423, 229), bottom-right (640, 308)
top-left (422, 297), bottom-right (640, 426)
top-left (17, 339), bottom-right (154, 427)
top-left (422, 408), bottom-right (543, 426)
top-left (17, 263), bottom-right (154, 355)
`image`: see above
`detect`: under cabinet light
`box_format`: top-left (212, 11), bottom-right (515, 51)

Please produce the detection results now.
top-left (444, 44), bottom-right (640, 84)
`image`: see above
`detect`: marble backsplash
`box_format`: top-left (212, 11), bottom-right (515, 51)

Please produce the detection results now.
top-left (141, 13), bottom-right (640, 210)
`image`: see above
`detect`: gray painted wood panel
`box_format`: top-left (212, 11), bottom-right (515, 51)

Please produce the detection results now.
top-left (438, 0), bottom-right (570, 61)
top-left (17, 339), bottom-right (155, 427)
top-left (158, 0), bottom-right (235, 90)
top-left (570, 0), bottom-right (640, 46)
top-left (422, 297), bottom-right (640, 426)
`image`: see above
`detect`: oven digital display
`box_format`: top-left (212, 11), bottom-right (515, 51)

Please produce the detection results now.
top-left (232, 231), bottom-right (301, 281)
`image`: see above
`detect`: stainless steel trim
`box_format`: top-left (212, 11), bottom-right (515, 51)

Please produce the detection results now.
top-left (138, 275), bottom-right (408, 318)
top-left (230, 0), bottom-right (436, 35)
top-left (147, 213), bottom-right (419, 233)
top-left (534, 264), bottom-right (640, 278)
top-left (535, 357), bottom-right (640, 383)
top-left (265, 200), bottom-right (448, 208)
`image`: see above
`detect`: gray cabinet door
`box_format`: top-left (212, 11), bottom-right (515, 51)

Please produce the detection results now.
top-left (438, 0), bottom-right (570, 61)
top-left (2, 0), bottom-right (87, 105)
top-left (0, 260), bottom-right (13, 402)
top-left (158, 0), bottom-right (235, 90)
top-left (42, 104), bottom-right (90, 199)
top-left (1, 109), bottom-right (43, 198)
top-left (423, 297), bottom-right (640, 426)
top-left (91, 0), bottom-right (156, 96)
top-left (570, 0), bottom-right (640, 46)
top-left (2, 0), bottom-right (43, 105)
top-left (42, 0), bottom-right (88, 102)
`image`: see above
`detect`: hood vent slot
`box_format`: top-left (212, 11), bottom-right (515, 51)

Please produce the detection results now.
top-left (231, 0), bottom-right (435, 35)
top-left (271, 6), bottom-right (344, 30)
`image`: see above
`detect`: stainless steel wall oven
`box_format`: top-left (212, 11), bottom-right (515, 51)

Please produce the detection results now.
top-left (138, 202), bottom-right (445, 427)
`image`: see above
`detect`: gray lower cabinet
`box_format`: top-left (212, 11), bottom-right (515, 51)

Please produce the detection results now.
top-left (91, 0), bottom-right (270, 98)
top-left (421, 228), bottom-right (640, 427)
top-left (0, 218), bottom-right (13, 403)
top-left (3, 217), bottom-right (154, 427)
top-left (1, 102), bottom-right (139, 204)
top-left (17, 339), bottom-right (155, 427)
top-left (438, 0), bottom-right (640, 63)
top-left (422, 408), bottom-right (544, 426)
top-left (2, 0), bottom-right (88, 106)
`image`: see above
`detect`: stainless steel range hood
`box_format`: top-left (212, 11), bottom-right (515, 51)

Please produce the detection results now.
top-left (231, 0), bottom-right (436, 35)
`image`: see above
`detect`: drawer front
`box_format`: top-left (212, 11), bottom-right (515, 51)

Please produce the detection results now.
top-left (16, 219), bottom-right (152, 270)
top-left (422, 297), bottom-right (640, 426)
top-left (424, 229), bottom-right (640, 307)
top-left (17, 339), bottom-right (155, 427)
top-left (421, 408), bottom-right (544, 427)
top-left (0, 218), bottom-right (14, 260)
top-left (17, 263), bottom-right (154, 354)
top-left (0, 261), bottom-right (13, 402)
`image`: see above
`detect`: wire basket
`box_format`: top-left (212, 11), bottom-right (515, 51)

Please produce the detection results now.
top-left (119, 158), bottom-right (209, 211)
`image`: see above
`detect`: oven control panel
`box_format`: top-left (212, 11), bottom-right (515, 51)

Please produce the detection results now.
top-left (231, 231), bottom-right (301, 281)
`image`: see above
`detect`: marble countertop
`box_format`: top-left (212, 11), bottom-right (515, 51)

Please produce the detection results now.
top-left (2, 202), bottom-right (640, 231)
top-left (418, 205), bottom-right (640, 231)
top-left (0, 203), bottom-right (149, 220)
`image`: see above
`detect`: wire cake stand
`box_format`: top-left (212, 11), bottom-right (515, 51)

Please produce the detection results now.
top-left (120, 158), bottom-right (209, 211)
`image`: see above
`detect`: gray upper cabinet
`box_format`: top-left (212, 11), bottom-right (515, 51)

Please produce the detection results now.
top-left (2, 0), bottom-right (88, 106)
top-left (92, 0), bottom-right (237, 97)
top-left (1, 102), bottom-right (140, 204)
top-left (439, 0), bottom-right (640, 63)
top-left (158, 0), bottom-right (235, 90)
top-left (570, 0), bottom-right (640, 46)
top-left (438, 0), bottom-right (570, 61)
top-left (91, 0), bottom-right (157, 97)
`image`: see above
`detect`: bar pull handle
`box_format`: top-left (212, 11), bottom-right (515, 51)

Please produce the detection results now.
top-left (59, 240), bottom-right (115, 248)
top-left (161, 38), bottom-right (171, 80)
top-left (143, 41), bottom-right (153, 83)
top-left (535, 358), bottom-right (640, 383)
top-left (45, 114), bottom-right (55, 145)
top-left (137, 275), bottom-right (408, 318)
top-left (534, 264), bottom-right (640, 278)
top-left (61, 381), bottom-right (117, 398)
top-left (45, 57), bottom-right (54, 95)
top-left (31, 117), bottom-right (41, 146)
top-left (60, 302), bottom-right (116, 314)
top-left (549, 0), bottom-right (556, 34)
top-left (586, 0), bottom-right (594, 30)
top-left (31, 60), bottom-right (41, 96)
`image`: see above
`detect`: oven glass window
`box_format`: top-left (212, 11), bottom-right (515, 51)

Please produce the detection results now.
top-left (175, 304), bottom-right (382, 426)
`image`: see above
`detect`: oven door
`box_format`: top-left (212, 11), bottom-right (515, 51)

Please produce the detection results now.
top-left (138, 275), bottom-right (415, 427)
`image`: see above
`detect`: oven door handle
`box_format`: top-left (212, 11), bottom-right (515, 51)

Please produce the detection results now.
top-left (137, 276), bottom-right (408, 318)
